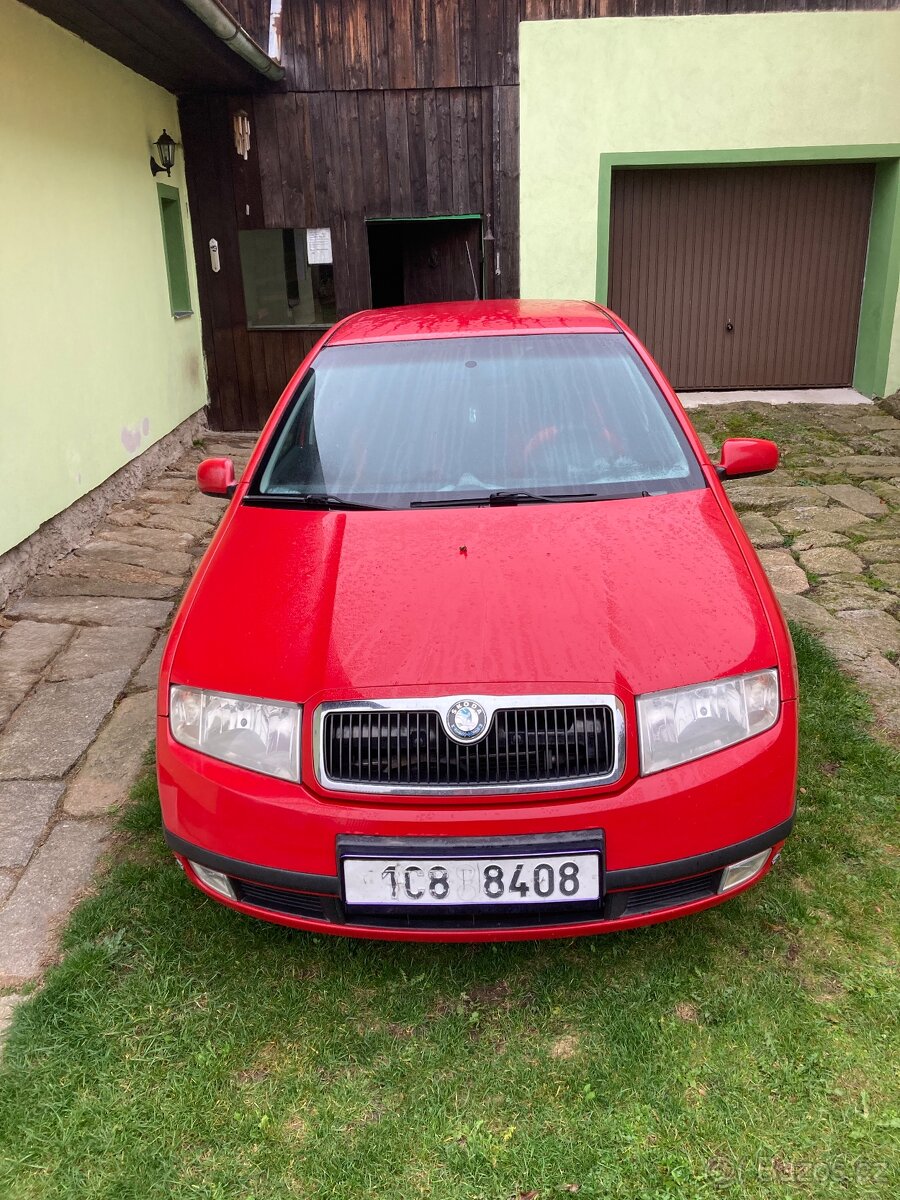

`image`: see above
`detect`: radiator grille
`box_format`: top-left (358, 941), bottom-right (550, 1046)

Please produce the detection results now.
top-left (321, 704), bottom-right (617, 791)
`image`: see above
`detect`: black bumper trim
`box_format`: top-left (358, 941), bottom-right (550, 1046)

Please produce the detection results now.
top-left (605, 815), bottom-right (794, 889)
top-left (163, 829), bottom-right (341, 896)
top-left (164, 814), bottom-right (793, 904)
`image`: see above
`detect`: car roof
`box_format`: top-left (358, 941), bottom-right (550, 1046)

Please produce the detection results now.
top-left (327, 300), bottom-right (621, 345)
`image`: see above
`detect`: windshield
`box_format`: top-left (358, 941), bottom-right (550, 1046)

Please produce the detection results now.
top-left (252, 333), bottom-right (704, 507)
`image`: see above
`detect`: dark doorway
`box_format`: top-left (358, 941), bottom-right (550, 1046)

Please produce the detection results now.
top-left (367, 218), bottom-right (483, 308)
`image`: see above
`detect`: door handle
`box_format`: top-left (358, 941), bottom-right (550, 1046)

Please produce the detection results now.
top-left (725, 320), bottom-right (734, 333)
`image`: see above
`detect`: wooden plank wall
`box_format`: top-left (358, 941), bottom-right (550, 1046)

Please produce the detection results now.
top-left (229, 1), bottom-right (271, 52)
top-left (180, 85), bottom-right (518, 429)
top-left (180, 96), bottom-right (316, 432)
top-left (250, 87), bottom-right (519, 298)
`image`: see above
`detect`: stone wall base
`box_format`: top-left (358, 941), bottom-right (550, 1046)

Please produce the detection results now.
top-left (0, 409), bottom-right (208, 608)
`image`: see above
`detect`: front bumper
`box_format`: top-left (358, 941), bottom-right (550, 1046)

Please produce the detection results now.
top-left (157, 701), bottom-right (797, 941)
top-left (167, 823), bottom-right (790, 940)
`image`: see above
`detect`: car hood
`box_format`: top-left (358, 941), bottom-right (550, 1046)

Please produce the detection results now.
top-left (170, 489), bottom-right (776, 703)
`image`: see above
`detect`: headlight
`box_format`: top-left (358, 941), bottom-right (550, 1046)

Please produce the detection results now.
top-left (169, 686), bottom-right (301, 781)
top-left (637, 669), bottom-right (779, 775)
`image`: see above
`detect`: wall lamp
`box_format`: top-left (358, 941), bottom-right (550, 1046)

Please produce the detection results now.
top-left (150, 129), bottom-right (178, 177)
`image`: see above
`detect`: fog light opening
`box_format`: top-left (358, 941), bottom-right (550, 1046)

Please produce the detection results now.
top-left (189, 860), bottom-right (237, 900)
top-left (718, 849), bottom-right (771, 894)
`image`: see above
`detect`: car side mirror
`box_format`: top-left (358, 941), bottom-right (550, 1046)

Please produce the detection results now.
top-left (717, 438), bottom-right (779, 480)
top-left (197, 457), bottom-right (236, 498)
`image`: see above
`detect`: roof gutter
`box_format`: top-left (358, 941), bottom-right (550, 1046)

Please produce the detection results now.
top-left (178, 0), bottom-right (286, 82)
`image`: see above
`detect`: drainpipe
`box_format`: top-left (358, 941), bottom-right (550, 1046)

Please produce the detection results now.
top-left (179, 0), bottom-right (286, 81)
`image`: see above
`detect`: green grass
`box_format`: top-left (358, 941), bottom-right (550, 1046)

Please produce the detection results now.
top-left (1, 628), bottom-right (898, 1199)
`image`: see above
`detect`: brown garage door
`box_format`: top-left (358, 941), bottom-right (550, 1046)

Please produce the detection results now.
top-left (608, 163), bottom-right (875, 390)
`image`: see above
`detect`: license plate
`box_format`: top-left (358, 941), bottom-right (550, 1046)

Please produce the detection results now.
top-left (342, 852), bottom-right (601, 907)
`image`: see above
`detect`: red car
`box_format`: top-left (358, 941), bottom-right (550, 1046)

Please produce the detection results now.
top-left (157, 300), bottom-right (797, 942)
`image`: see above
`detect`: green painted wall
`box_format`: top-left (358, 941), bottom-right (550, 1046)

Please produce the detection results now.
top-left (520, 12), bottom-right (900, 396)
top-left (0, 0), bottom-right (207, 556)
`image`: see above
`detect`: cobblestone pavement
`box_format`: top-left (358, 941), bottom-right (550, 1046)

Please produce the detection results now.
top-left (1, 401), bottom-right (898, 1030)
top-left (0, 433), bottom-right (254, 1022)
top-left (690, 399), bottom-right (900, 743)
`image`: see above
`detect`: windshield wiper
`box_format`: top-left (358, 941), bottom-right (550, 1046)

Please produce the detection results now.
top-left (410, 490), bottom-right (650, 509)
top-left (249, 493), bottom-right (388, 511)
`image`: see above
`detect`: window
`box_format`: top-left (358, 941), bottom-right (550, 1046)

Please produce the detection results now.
top-left (156, 184), bottom-right (192, 317)
top-left (253, 334), bottom-right (704, 507)
top-left (238, 229), bottom-right (336, 330)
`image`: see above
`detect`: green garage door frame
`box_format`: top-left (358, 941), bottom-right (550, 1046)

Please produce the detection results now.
top-left (595, 145), bottom-right (900, 397)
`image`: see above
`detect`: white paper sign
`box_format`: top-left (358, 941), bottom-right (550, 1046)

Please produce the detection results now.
top-left (306, 227), bottom-right (333, 265)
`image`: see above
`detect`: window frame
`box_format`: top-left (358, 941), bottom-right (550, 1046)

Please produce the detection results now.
top-left (238, 227), bottom-right (337, 332)
top-left (156, 183), bottom-right (192, 319)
